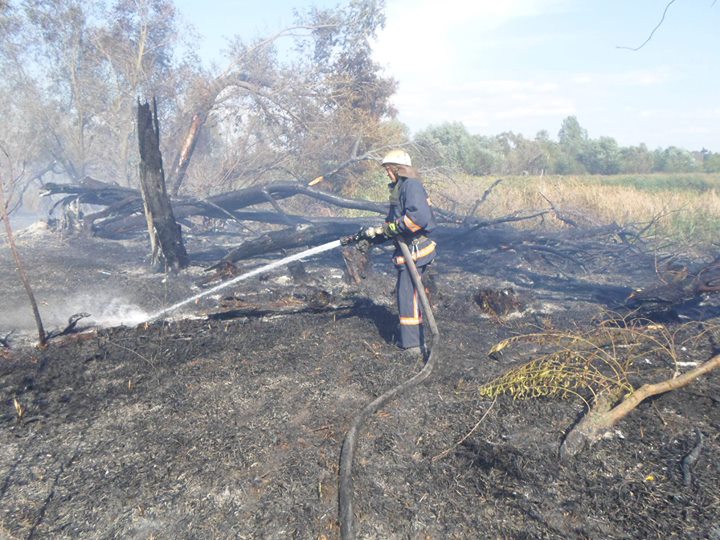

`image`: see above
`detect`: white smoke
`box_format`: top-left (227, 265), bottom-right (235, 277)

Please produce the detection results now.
top-left (0, 293), bottom-right (150, 334)
top-left (87, 298), bottom-right (150, 327)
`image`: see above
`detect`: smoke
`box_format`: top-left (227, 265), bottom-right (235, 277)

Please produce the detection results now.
top-left (86, 298), bottom-right (150, 327)
top-left (1, 240), bottom-right (344, 343)
top-left (0, 292), bottom-right (150, 336)
top-left (143, 238), bottom-right (343, 323)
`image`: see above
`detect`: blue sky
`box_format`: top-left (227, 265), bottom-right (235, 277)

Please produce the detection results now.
top-left (175, 0), bottom-right (719, 151)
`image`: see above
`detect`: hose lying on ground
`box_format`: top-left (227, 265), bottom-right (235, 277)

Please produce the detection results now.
top-left (338, 238), bottom-right (440, 540)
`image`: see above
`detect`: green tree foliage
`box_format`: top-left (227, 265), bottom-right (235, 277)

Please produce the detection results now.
top-left (555, 115), bottom-right (588, 174)
top-left (580, 137), bottom-right (622, 175)
top-left (619, 144), bottom-right (654, 174)
top-left (558, 115), bottom-right (588, 149)
top-left (414, 122), bottom-right (482, 172)
top-left (702, 149), bottom-right (720, 173)
top-left (412, 115), bottom-right (713, 176)
top-left (653, 146), bottom-right (700, 173)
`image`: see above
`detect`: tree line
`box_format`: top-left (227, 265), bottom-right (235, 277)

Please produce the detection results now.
top-left (414, 117), bottom-right (720, 177)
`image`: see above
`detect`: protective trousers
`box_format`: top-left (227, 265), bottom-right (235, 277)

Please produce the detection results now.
top-left (396, 264), bottom-right (428, 349)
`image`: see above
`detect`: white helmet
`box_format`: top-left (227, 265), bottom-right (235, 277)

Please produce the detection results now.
top-left (381, 149), bottom-right (412, 167)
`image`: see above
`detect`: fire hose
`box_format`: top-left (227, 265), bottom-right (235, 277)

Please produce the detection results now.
top-left (337, 236), bottom-right (440, 540)
top-left (142, 228), bottom-right (437, 539)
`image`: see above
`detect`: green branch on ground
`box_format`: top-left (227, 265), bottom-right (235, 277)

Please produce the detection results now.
top-left (480, 317), bottom-right (720, 457)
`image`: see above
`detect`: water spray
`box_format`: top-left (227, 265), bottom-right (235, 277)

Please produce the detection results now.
top-left (142, 239), bottom-right (346, 323)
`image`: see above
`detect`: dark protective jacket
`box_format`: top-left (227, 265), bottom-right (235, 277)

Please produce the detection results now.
top-left (386, 177), bottom-right (436, 236)
top-left (385, 176), bottom-right (437, 267)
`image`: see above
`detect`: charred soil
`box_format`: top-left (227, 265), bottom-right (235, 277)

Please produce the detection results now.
top-left (1, 225), bottom-right (719, 539)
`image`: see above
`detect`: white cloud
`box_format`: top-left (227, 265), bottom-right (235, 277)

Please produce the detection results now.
top-left (570, 68), bottom-right (675, 87)
top-left (638, 108), bottom-right (720, 121)
top-left (373, 0), bottom-right (576, 136)
top-left (496, 104), bottom-right (576, 119)
top-left (392, 76), bottom-right (576, 134)
top-left (374, 0), bottom-right (568, 78)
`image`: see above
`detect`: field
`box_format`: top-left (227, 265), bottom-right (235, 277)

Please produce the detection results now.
top-left (1, 174), bottom-right (719, 539)
top-left (425, 173), bottom-right (720, 252)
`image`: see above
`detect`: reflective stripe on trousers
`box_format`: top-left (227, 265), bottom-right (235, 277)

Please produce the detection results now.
top-left (396, 264), bottom-right (426, 349)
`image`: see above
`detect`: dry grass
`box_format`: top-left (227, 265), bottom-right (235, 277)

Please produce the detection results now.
top-left (480, 317), bottom-right (720, 405)
top-left (426, 173), bottom-right (720, 250)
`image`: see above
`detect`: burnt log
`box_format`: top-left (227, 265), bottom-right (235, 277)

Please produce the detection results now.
top-left (208, 290), bottom-right (354, 320)
top-left (625, 257), bottom-right (720, 318)
top-left (206, 223), bottom-right (362, 271)
top-left (46, 313), bottom-right (92, 340)
top-left (40, 180), bottom-right (392, 238)
top-left (136, 99), bottom-right (189, 272)
top-left (341, 243), bottom-right (373, 285)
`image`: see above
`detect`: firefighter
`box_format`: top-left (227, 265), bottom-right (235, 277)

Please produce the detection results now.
top-left (359, 149), bottom-right (437, 354)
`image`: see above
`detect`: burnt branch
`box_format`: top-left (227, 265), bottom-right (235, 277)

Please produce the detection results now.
top-left (560, 353), bottom-right (720, 459)
top-left (464, 178), bottom-right (503, 224)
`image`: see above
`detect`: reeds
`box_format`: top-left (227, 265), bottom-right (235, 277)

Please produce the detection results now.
top-left (428, 173), bottom-right (720, 249)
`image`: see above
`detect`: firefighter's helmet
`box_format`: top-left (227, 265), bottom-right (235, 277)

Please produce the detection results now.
top-left (381, 149), bottom-right (412, 167)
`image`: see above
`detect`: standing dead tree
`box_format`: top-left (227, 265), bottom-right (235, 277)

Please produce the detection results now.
top-left (137, 99), bottom-right (189, 272)
top-left (0, 145), bottom-right (47, 347)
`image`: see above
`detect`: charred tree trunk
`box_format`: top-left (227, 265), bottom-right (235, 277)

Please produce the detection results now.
top-left (341, 244), bottom-right (373, 285)
top-left (137, 98), bottom-right (189, 272)
top-left (206, 223), bottom-right (358, 270)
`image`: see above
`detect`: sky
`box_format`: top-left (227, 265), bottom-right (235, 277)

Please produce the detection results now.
top-left (174, 0), bottom-right (719, 151)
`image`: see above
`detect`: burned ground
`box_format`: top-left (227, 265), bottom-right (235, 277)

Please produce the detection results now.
top-left (1, 224), bottom-right (719, 539)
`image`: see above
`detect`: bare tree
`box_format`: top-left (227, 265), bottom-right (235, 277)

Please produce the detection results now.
top-left (169, 0), bottom-right (400, 197)
top-left (2, 0), bottom-right (193, 186)
top-left (0, 144), bottom-right (47, 347)
top-left (2, 0), bottom-right (402, 213)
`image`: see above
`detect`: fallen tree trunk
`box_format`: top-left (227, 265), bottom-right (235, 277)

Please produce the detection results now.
top-left (206, 223), bottom-right (358, 270)
top-left (41, 180), bottom-right (392, 237)
top-left (38, 178), bottom-right (668, 304)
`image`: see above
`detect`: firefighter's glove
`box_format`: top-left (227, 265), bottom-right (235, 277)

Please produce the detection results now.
top-left (382, 220), bottom-right (401, 238)
top-left (359, 225), bottom-right (384, 240)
